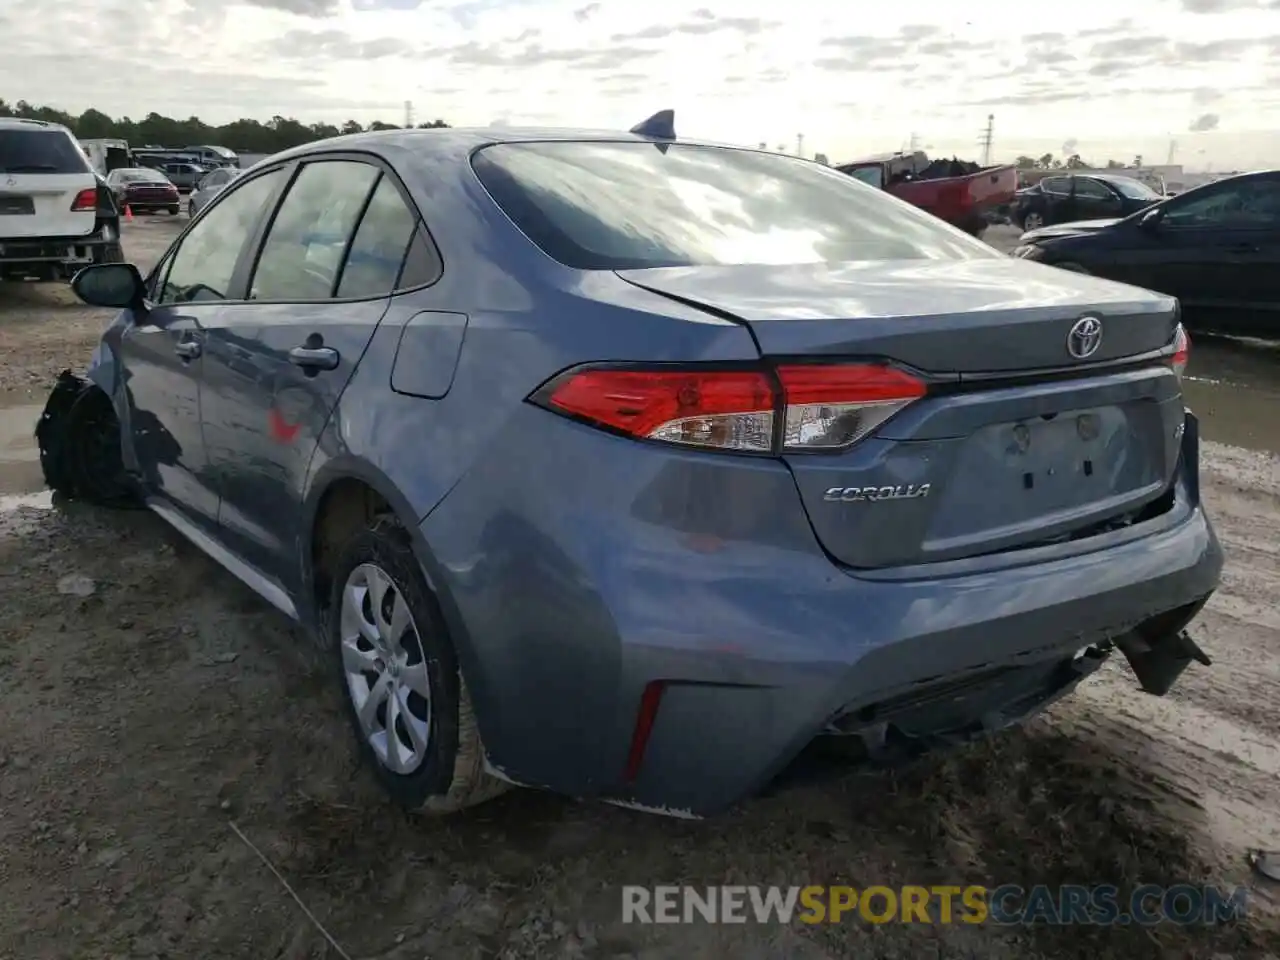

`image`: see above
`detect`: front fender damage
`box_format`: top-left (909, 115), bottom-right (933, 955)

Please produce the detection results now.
top-left (34, 316), bottom-right (141, 508)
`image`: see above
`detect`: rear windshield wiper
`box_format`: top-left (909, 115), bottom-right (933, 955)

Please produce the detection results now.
top-left (0, 164), bottom-right (62, 173)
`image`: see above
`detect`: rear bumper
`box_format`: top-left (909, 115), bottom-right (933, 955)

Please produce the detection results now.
top-left (419, 407), bottom-right (1223, 817)
top-left (0, 226), bottom-right (115, 275)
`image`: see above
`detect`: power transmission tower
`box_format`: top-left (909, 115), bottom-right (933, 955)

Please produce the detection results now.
top-left (404, 100), bottom-right (414, 128)
top-left (796, 133), bottom-right (804, 158)
top-left (978, 114), bottom-right (994, 165)
top-left (909, 131), bottom-right (920, 152)
top-left (1167, 139), bottom-right (1177, 164)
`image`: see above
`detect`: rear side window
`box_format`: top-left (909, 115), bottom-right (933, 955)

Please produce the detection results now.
top-left (335, 176), bottom-right (420, 298)
top-left (249, 160), bottom-right (380, 301)
top-left (0, 128), bottom-right (90, 175)
top-left (471, 141), bottom-right (999, 269)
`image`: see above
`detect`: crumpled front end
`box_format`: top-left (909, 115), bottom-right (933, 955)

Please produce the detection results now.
top-left (34, 311), bottom-right (140, 508)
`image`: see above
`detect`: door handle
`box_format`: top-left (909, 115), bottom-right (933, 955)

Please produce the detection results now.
top-left (1226, 243), bottom-right (1259, 254)
top-left (174, 339), bottom-right (201, 360)
top-left (288, 345), bottom-right (339, 370)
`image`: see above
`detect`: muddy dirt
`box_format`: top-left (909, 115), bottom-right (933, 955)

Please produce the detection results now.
top-left (0, 220), bottom-right (1277, 960)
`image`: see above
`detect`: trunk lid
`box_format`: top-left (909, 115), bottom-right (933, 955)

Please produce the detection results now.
top-left (617, 258), bottom-right (1183, 569)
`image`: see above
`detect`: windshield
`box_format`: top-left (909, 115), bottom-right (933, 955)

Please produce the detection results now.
top-left (471, 141), bottom-right (1000, 270)
top-left (0, 129), bottom-right (90, 174)
top-left (1107, 177), bottom-right (1161, 201)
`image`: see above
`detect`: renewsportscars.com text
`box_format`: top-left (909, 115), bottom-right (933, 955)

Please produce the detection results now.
top-left (621, 884), bottom-right (1248, 926)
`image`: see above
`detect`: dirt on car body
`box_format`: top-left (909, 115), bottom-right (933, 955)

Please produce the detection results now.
top-left (0, 219), bottom-right (1277, 960)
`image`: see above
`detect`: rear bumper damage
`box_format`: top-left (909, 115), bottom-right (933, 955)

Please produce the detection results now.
top-left (421, 403), bottom-right (1223, 817)
top-left (0, 222), bottom-right (119, 280)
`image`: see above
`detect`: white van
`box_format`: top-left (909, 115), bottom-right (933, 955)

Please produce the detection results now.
top-left (0, 118), bottom-right (122, 281)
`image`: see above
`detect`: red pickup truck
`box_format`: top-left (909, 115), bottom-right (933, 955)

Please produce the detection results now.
top-left (836, 151), bottom-right (1018, 237)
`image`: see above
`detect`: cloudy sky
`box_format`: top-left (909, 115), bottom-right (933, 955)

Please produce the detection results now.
top-left (2, 0), bottom-right (1278, 169)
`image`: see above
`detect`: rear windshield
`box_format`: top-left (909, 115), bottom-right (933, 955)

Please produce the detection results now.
top-left (471, 141), bottom-right (1000, 270)
top-left (0, 128), bottom-right (90, 175)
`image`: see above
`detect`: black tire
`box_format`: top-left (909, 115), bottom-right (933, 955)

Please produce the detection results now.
top-left (168, 205), bottom-right (180, 215)
top-left (187, 201), bottom-right (196, 219)
top-left (330, 516), bottom-right (509, 814)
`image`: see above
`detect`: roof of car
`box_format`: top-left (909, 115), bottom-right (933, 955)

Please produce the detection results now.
top-left (0, 117), bottom-right (73, 133)
top-left (259, 125), bottom-right (741, 168)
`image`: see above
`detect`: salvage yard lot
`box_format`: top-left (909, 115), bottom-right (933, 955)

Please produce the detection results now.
top-left (0, 217), bottom-right (1277, 959)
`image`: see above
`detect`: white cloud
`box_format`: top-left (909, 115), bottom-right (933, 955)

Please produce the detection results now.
top-left (1, 0), bottom-right (1278, 168)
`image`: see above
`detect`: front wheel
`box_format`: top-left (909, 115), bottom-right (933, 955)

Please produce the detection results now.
top-left (167, 205), bottom-right (180, 215)
top-left (1021, 210), bottom-right (1045, 231)
top-left (330, 517), bottom-right (510, 814)
top-left (187, 201), bottom-right (196, 218)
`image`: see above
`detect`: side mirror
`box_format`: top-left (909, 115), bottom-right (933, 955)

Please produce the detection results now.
top-left (1138, 208), bottom-right (1163, 231)
top-left (70, 262), bottom-right (146, 310)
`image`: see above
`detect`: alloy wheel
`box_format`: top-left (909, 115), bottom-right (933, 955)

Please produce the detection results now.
top-left (339, 563), bottom-right (433, 774)
top-left (1023, 211), bottom-right (1044, 231)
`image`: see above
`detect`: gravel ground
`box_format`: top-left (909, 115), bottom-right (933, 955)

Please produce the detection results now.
top-left (0, 219), bottom-right (1277, 960)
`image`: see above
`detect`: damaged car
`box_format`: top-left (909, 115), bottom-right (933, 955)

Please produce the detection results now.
top-left (39, 112), bottom-right (1223, 818)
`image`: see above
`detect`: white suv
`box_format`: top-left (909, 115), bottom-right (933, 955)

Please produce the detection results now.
top-left (0, 118), bottom-right (122, 281)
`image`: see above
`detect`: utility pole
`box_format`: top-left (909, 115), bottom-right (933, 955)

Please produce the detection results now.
top-left (796, 133), bottom-right (804, 158)
top-left (909, 131), bottom-right (920, 152)
top-left (404, 100), bottom-right (414, 128)
top-left (978, 114), bottom-right (994, 166)
top-left (1167, 139), bottom-right (1177, 165)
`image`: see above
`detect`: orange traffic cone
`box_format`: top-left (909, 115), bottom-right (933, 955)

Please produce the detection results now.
top-left (124, 204), bottom-right (133, 222)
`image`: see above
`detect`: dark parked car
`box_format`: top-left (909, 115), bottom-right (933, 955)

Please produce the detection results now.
top-left (1013, 170), bottom-right (1280, 337)
top-left (103, 167), bottom-right (181, 215)
top-left (1016, 174), bottom-right (1164, 231)
top-left (38, 119), bottom-right (1220, 819)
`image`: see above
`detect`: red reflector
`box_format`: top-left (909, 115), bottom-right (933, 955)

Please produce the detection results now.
top-left (1171, 324), bottom-right (1190, 378)
top-left (775, 363), bottom-right (927, 405)
top-left (623, 681), bottom-right (665, 784)
top-left (70, 188), bottom-right (97, 212)
top-left (544, 368), bottom-right (775, 452)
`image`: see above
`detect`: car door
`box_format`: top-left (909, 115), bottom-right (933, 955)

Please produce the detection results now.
top-left (199, 156), bottom-right (421, 593)
top-left (117, 166), bottom-right (288, 531)
top-left (1072, 177), bottom-right (1124, 221)
top-left (1105, 178), bottom-right (1275, 321)
top-left (1040, 176), bottom-right (1074, 224)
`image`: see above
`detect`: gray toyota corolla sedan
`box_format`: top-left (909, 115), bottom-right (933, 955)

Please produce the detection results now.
top-left (39, 113), bottom-right (1222, 818)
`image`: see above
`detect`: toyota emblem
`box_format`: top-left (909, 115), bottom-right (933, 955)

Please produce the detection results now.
top-left (1066, 315), bottom-right (1103, 359)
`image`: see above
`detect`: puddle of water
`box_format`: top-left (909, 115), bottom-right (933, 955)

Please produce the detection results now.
top-left (0, 489), bottom-right (52, 512)
top-left (1184, 336), bottom-right (1280, 457)
top-left (0, 403), bottom-right (43, 464)
top-left (0, 402), bottom-right (47, 496)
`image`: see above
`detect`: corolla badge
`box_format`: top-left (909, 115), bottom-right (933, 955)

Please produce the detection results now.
top-left (1067, 315), bottom-right (1103, 359)
top-left (824, 484), bottom-right (931, 503)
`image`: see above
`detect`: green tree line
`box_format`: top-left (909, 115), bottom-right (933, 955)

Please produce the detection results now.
top-left (1015, 154), bottom-right (1138, 171)
top-left (0, 98), bottom-right (448, 154)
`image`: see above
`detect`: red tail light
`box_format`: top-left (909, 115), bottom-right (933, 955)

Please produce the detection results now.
top-left (70, 188), bottom-right (98, 212)
top-left (1170, 323), bottom-right (1190, 382)
top-left (533, 362), bottom-right (927, 455)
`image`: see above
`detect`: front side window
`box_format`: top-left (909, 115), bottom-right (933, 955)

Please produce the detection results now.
top-left (159, 169), bottom-right (285, 304)
top-left (472, 141), bottom-right (1000, 270)
top-left (1163, 179), bottom-right (1280, 228)
top-left (249, 160), bottom-right (380, 301)
top-left (1073, 178), bottom-right (1113, 199)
